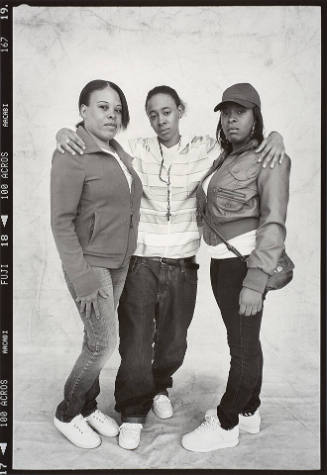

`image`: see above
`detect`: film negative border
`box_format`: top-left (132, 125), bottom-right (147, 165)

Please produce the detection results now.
top-left (0, 1), bottom-right (12, 474)
top-left (0, 1), bottom-right (326, 475)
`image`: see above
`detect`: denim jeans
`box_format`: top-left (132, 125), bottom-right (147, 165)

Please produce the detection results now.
top-left (55, 265), bottom-right (128, 423)
top-left (115, 256), bottom-right (198, 422)
top-left (210, 257), bottom-right (264, 430)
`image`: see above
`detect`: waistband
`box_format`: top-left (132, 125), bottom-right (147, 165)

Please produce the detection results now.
top-left (211, 254), bottom-right (250, 263)
top-left (131, 255), bottom-right (197, 268)
top-left (204, 217), bottom-right (258, 243)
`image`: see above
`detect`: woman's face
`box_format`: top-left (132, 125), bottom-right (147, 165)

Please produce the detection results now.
top-left (220, 102), bottom-right (255, 150)
top-left (146, 93), bottom-right (182, 147)
top-left (80, 86), bottom-right (122, 145)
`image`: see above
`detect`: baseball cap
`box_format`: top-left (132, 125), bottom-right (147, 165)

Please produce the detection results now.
top-left (214, 83), bottom-right (261, 112)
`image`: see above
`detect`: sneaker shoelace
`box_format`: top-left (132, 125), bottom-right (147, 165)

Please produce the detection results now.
top-left (73, 415), bottom-right (89, 434)
top-left (193, 415), bottom-right (220, 433)
top-left (90, 409), bottom-right (105, 422)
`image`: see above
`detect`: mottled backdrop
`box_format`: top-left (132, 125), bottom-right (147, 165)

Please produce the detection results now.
top-left (12, 5), bottom-right (321, 470)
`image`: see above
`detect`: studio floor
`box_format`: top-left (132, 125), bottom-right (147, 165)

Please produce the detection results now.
top-left (13, 250), bottom-right (320, 471)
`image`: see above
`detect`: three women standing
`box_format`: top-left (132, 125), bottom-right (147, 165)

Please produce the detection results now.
top-left (54, 83), bottom-right (286, 450)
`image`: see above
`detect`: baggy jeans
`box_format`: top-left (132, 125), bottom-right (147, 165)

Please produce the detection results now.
top-left (115, 256), bottom-right (198, 422)
top-left (55, 265), bottom-right (128, 423)
top-left (210, 257), bottom-right (264, 430)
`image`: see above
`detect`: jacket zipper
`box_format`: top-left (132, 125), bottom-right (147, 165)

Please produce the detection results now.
top-left (121, 172), bottom-right (135, 266)
top-left (106, 150), bottom-right (135, 266)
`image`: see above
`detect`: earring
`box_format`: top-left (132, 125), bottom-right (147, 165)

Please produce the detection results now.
top-left (251, 123), bottom-right (255, 137)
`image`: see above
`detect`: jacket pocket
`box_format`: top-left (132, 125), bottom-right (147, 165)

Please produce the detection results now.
top-left (215, 186), bottom-right (246, 201)
top-left (86, 211), bottom-right (127, 255)
top-left (88, 213), bottom-right (96, 243)
top-left (229, 163), bottom-right (258, 182)
top-left (212, 187), bottom-right (245, 212)
top-left (215, 195), bottom-right (244, 212)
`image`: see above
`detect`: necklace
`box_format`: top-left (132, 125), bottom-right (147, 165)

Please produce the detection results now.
top-left (157, 137), bottom-right (180, 221)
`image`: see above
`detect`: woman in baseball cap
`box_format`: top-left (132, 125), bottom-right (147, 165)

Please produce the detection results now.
top-left (182, 83), bottom-right (291, 452)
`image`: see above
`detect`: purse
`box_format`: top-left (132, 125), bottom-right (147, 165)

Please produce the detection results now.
top-left (201, 211), bottom-right (294, 292)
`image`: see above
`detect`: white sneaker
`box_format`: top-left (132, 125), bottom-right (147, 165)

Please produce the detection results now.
top-left (119, 422), bottom-right (143, 450)
top-left (152, 394), bottom-right (173, 419)
top-left (239, 409), bottom-right (261, 434)
top-left (182, 410), bottom-right (239, 452)
top-left (86, 409), bottom-right (119, 437)
top-left (54, 414), bottom-right (101, 449)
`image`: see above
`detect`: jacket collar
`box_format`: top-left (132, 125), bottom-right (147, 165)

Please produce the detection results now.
top-left (199, 139), bottom-right (259, 187)
top-left (229, 138), bottom-right (259, 157)
top-left (76, 125), bottom-right (134, 167)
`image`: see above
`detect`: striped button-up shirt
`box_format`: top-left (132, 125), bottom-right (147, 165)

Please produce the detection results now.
top-left (127, 135), bottom-right (219, 258)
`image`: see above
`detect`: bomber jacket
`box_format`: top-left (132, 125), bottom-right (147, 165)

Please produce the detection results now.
top-left (197, 139), bottom-right (291, 294)
top-left (51, 125), bottom-right (143, 298)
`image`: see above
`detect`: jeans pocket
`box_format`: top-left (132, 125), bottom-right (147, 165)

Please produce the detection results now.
top-left (128, 257), bottom-right (144, 274)
top-left (183, 266), bottom-right (198, 284)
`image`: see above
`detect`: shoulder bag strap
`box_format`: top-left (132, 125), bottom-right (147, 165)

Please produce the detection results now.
top-left (201, 210), bottom-right (246, 262)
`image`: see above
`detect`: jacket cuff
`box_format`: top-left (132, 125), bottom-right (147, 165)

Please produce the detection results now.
top-left (72, 268), bottom-right (102, 297)
top-left (242, 268), bottom-right (269, 294)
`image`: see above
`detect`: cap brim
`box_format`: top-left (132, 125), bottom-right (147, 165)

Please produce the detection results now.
top-left (214, 99), bottom-right (256, 112)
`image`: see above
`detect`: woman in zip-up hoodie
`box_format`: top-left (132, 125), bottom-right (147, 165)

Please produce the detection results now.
top-left (50, 80), bottom-right (143, 449)
top-left (182, 83), bottom-right (291, 452)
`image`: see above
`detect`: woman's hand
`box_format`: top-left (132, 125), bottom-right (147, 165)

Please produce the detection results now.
top-left (76, 288), bottom-right (109, 319)
top-left (239, 287), bottom-right (263, 316)
top-left (256, 131), bottom-right (285, 168)
top-left (56, 128), bottom-right (86, 155)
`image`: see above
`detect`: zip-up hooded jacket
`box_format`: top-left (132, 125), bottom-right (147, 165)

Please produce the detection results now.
top-left (197, 139), bottom-right (291, 294)
top-left (51, 125), bottom-right (143, 297)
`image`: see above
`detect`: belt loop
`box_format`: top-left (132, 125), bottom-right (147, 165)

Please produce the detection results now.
top-left (180, 259), bottom-right (185, 273)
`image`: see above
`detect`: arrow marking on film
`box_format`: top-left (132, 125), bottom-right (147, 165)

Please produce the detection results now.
top-left (0, 442), bottom-right (7, 455)
top-left (1, 215), bottom-right (8, 227)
